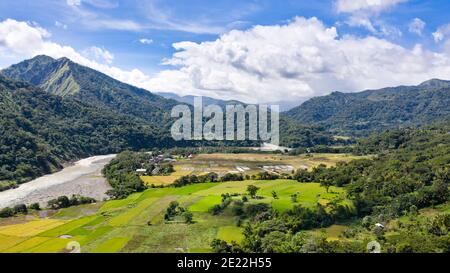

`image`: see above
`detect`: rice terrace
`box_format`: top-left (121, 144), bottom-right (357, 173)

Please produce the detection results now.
top-left (0, 153), bottom-right (357, 253)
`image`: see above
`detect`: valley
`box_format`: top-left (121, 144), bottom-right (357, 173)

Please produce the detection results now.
top-left (0, 55), bottom-right (449, 254)
top-left (0, 179), bottom-right (348, 253)
top-left (0, 152), bottom-right (358, 253)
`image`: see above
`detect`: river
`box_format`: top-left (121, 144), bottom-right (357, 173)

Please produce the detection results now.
top-left (0, 154), bottom-right (116, 208)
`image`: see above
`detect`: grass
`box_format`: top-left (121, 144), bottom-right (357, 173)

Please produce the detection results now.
top-left (217, 226), bottom-right (244, 243)
top-left (38, 215), bottom-right (98, 237)
top-left (310, 225), bottom-right (349, 241)
top-left (91, 237), bottom-right (130, 253)
top-left (140, 166), bottom-right (193, 186)
top-left (108, 197), bottom-right (158, 227)
top-left (0, 234), bottom-right (27, 252)
top-left (1, 237), bottom-right (52, 253)
top-left (0, 219), bottom-right (66, 237)
top-left (0, 180), bottom-right (352, 253)
top-left (189, 196), bottom-right (223, 212)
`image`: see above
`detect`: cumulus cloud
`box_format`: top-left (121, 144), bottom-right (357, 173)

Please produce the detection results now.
top-left (0, 19), bottom-right (148, 89)
top-left (335, 0), bottom-right (408, 14)
top-left (336, 0), bottom-right (406, 37)
top-left (409, 18), bottom-right (426, 36)
top-left (145, 17), bottom-right (450, 103)
top-left (139, 38), bottom-right (153, 45)
top-left (433, 24), bottom-right (450, 43)
top-left (3, 18), bottom-right (450, 104)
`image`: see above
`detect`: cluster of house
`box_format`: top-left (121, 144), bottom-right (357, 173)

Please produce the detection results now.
top-left (135, 153), bottom-right (193, 176)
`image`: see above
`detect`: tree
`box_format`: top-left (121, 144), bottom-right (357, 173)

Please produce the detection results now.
top-left (211, 239), bottom-right (231, 253)
top-left (0, 207), bottom-right (15, 218)
top-left (165, 201), bottom-right (180, 221)
top-left (409, 205), bottom-right (418, 216)
top-left (247, 185), bottom-right (260, 198)
top-left (48, 196), bottom-right (71, 209)
top-left (210, 239), bottom-right (242, 253)
top-left (29, 203), bottom-right (41, 211)
top-left (291, 193), bottom-right (298, 203)
top-left (183, 211), bottom-right (194, 224)
top-left (320, 180), bottom-right (333, 193)
top-left (272, 191), bottom-right (278, 199)
top-left (13, 204), bottom-right (28, 214)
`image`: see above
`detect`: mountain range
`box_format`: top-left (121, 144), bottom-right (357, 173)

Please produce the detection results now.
top-left (286, 79), bottom-right (450, 136)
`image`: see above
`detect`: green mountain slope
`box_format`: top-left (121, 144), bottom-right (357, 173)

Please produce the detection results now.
top-left (285, 80), bottom-right (450, 136)
top-left (0, 75), bottom-right (175, 184)
top-left (2, 55), bottom-right (178, 126)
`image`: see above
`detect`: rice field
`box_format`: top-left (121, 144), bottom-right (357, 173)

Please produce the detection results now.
top-left (0, 178), bottom-right (352, 253)
top-left (0, 153), bottom-right (363, 253)
top-left (139, 153), bottom-right (366, 187)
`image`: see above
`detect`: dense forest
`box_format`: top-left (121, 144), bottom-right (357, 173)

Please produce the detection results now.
top-left (212, 123), bottom-right (450, 253)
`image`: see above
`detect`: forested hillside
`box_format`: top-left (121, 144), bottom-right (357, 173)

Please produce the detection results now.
top-left (2, 55), bottom-right (342, 149)
top-left (1, 55), bottom-right (178, 128)
top-left (234, 122), bottom-right (450, 253)
top-left (286, 79), bottom-right (450, 136)
top-left (0, 75), bottom-right (175, 186)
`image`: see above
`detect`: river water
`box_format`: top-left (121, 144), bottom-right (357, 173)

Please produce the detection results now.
top-left (0, 154), bottom-right (116, 208)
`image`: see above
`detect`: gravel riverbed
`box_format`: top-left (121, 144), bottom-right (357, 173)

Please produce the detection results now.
top-left (0, 154), bottom-right (116, 208)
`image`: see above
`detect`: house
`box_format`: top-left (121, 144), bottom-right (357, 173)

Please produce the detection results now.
top-left (136, 169), bottom-right (147, 175)
top-left (163, 158), bottom-right (177, 163)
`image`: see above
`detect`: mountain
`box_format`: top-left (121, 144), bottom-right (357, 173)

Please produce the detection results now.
top-left (157, 92), bottom-right (339, 148)
top-left (285, 80), bottom-right (450, 136)
top-left (1, 55), bottom-right (179, 126)
top-left (0, 74), bottom-right (176, 185)
top-left (0, 56), bottom-right (346, 153)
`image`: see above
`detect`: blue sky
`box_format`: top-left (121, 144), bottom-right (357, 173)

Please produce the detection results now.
top-left (1, 0), bottom-right (450, 103)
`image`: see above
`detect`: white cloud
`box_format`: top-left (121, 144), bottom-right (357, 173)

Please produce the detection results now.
top-left (409, 18), bottom-right (426, 36)
top-left (433, 24), bottom-right (450, 43)
top-left (67, 0), bottom-right (81, 7)
top-left (0, 19), bottom-right (147, 89)
top-left (145, 17), bottom-right (450, 103)
top-left (3, 18), bottom-right (450, 104)
top-left (55, 21), bottom-right (68, 30)
top-left (335, 0), bottom-right (408, 14)
top-left (336, 0), bottom-right (406, 37)
top-left (82, 46), bottom-right (114, 64)
top-left (346, 16), bottom-right (377, 33)
top-left (139, 38), bottom-right (153, 45)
